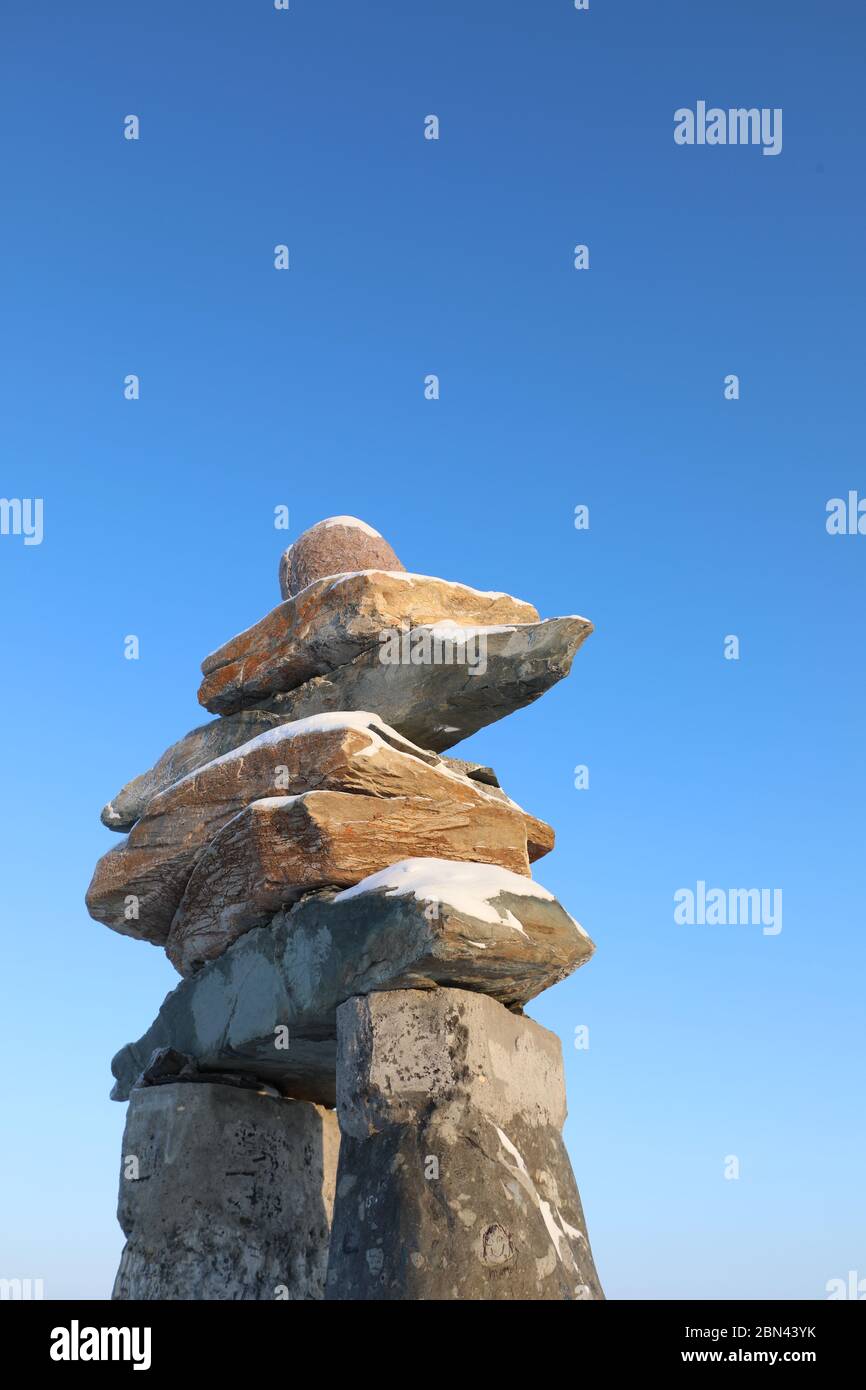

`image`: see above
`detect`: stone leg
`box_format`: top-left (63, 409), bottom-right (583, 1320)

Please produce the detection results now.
top-left (112, 1082), bottom-right (339, 1300)
top-left (325, 987), bottom-right (604, 1300)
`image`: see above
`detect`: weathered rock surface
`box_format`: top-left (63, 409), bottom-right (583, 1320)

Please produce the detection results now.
top-left (167, 793), bottom-right (535, 971)
top-left (92, 516), bottom-right (604, 1304)
top-left (100, 707), bottom-right (504, 840)
top-left (326, 988), bottom-right (604, 1300)
top-left (278, 516), bottom-right (405, 600)
top-left (97, 612), bottom-right (591, 842)
top-left (101, 709), bottom-right (288, 832)
top-left (86, 713), bottom-right (551, 950)
top-left (111, 859), bottom-right (593, 1103)
top-left (198, 571), bottom-right (540, 715)
top-left (112, 1082), bottom-right (339, 1301)
top-left (255, 615), bottom-right (593, 753)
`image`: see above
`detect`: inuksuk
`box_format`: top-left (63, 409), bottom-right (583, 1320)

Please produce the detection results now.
top-left (87, 516), bottom-right (603, 1300)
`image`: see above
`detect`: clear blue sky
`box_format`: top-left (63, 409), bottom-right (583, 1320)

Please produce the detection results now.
top-left (1, 0), bottom-right (863, 1300)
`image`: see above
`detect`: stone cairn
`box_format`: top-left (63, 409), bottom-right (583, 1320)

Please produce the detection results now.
top-left (87, 516), bottom-right (603, 1300)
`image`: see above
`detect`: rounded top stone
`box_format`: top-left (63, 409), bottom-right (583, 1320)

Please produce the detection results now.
top-left (278, 516), bottom-right (405, 599)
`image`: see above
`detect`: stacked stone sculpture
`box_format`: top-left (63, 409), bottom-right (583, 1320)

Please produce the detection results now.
top-left (87, 516), bottom-right (603, 1300)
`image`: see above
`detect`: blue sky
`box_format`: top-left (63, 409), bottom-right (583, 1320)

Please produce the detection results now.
top-left (1, 0), bottom-right (863, 1299)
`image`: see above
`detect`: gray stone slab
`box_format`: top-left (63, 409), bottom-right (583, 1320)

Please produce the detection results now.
top-left (256, 616), bottom-right (592, 752)
top-left (112, 1082), bottom-right (339, 1300)
top-left (101, 709), bottom-right (288, 832)
top-left (326, 989), bottom-right (604, 1300)
top-left (110, 860), bottom-right (593, 1106)
top-left (97, 613), bottom-right (589, 837)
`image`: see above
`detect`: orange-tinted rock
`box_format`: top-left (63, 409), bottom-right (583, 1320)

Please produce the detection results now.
top-left (84, 713), bottom-right (552, 951)
top-left (198, 571), bottom-right (539, 715)
top-left (166, 792), bottom-right (532, 974)
top-left (253, 615), bottom-right (593, 753)
top-left (101, 710), bottom-right (287, 832)
top-left (278, 517), bottom-right (405, 600)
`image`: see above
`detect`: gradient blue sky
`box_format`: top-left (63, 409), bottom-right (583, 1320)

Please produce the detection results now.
top-left (1, 0), bottom-right (863, 1300)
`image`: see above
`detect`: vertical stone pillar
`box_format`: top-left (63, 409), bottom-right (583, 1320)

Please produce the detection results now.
top-left (326, 987), bottom-right (604, 1300)
top-left (113, 1082), bottom-right (339, 1300)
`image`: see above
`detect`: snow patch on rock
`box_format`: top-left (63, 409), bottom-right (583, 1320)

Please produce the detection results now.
top-left (334, 857), bottom-right (585, 939)
top-left (166, 711), bottom-right (421, 789)
top-left (319, 516), bottom-right (383, 538)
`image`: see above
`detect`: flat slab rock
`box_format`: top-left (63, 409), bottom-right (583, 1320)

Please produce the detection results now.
top-left (166, 791), bottom-right (535, 973)
top-left (326, 989), bottom-right (603, 1301)
top-left (100, 614), bottom-right (591, 829)
top-left (255, 615), bottom-right (593, 753)
top-left (101, 713), bottom-right (501, 838)
top-left (100, 709), bottom-right (286, 833)
top-left (112, 1082), bottom-right (338, 1301)
top-left (198, 570), bottom-right (540, 715)
top-left (86, 711), bottom-right (551, 952)
top-left (110, 858), bottom-right (594, 1105)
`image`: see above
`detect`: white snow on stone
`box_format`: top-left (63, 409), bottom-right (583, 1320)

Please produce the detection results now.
top-left (317, 569), bottom-right (413, 592)
top-left (333, 858), bottom-right (585, 939)
top-left (313, 570), bottom-right (524, 603)
top-left (161, 714), bottom-right (553, 844)
top-left (494, 1126), bottom-right (530, 1176)
top-left (203, 792), bottom-right (306, 842)
top-left (244, 794), bottom-right (304, 810)
top-left (493, 1127), bottom-right (581, 1271)
top-left (203, 573), bottom-right (583, 665)
top-left (559, 1217), bottom-right (587, 1243)
top-left (424, 620), bottom-right (520, 640)
top-left (539, 1200), bottom-right (572, 1264)
top-left (318, 515), bottom-right (383, 539)
top-left (205, 569), bottom-right (535, 646)
top-left (171, 710), bottom-right (544, 833)
top-left (166, 712), bottom-right (420, 789)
